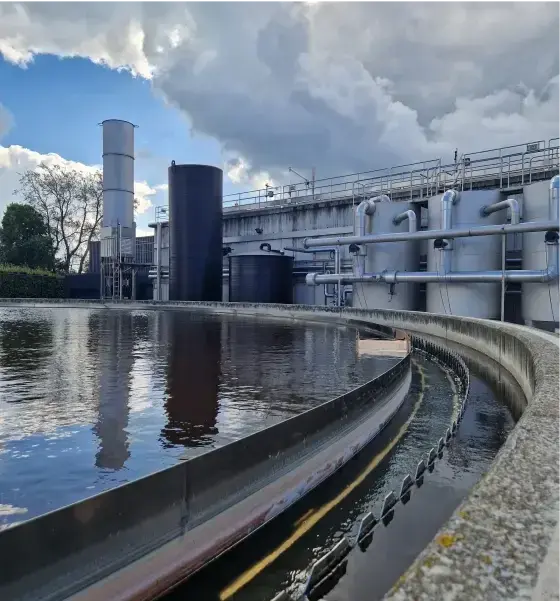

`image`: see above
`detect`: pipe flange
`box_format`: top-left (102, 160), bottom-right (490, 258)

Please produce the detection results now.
top-left (305, 273), bottom-right (319, 286)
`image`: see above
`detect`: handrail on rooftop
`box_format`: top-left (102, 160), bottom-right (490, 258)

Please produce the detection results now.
top-left (221, 138), bottom-right (559, 210)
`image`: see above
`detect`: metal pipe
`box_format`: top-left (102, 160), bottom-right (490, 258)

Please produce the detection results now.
top-left (355, 197), bottom-right (388, 237)
top-left (441, 189), bottom-right (459, 231)
top-left (282, 246), bottom-right (334, 255)
top-left (479, 198), bottom-right (521, 321)
top-left (392, 210), bottom-right (417, 232)
top-left (307, 264), bottom-right (557, 285)
top-left (303, 220), bottom-right (558, 248)
top-left (481, 198), bottom-right (520, 225)
top-left (156, 222), bottom-right (162, 301)
top-left (501, 234), bottom-right (506, 321)
top-left (354, 195), bottom-right (389, 277)
top-left (283, 245), bottom-right (341, 306)
top-left (439, 189), bottom-right (459, 275)
top-left (550, 175), bottom-right (560, 222)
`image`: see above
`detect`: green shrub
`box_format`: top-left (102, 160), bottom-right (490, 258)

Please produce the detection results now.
top-left (0, 265), bottom-right (64, 298)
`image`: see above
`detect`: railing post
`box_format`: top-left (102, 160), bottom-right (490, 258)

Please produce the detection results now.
top-left (499, 157), bottom-right (503, 188)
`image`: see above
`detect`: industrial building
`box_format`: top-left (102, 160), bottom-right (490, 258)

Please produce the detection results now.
top-left (83, 121), bottom-right (558, 330)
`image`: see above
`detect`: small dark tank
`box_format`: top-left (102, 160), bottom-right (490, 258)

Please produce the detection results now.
top-left (229, 245), bottom-right (293, 304)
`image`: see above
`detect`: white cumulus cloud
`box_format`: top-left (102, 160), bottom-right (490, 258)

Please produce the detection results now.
top-left (0, 2), bottom-right (558, 185)
top-left (0, 144), bottom-right (159, 218)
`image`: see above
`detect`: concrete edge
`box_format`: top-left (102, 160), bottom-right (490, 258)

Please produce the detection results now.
top-left (0, 299), bottom-right (558, 600)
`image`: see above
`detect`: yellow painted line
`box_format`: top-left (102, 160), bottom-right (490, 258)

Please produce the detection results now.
top-left (293, 508), bottom-right (315, 528)
top-left (219, 361), bottom-right (427, 600)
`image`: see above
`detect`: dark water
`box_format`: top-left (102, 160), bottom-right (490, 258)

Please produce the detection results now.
top-left (0, 307), bottom-right (398, 527)
top-left (171, 350), bottom-right (517, 601)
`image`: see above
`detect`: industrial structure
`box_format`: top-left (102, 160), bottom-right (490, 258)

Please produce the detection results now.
top-left (2, 119), bottom-right (558, 601)
top-left (99, 119), bottom-right (138, 300)
top-left (78, 123), bottom-right (558, 330)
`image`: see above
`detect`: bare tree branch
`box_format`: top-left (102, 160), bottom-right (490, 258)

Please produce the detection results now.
top-left (16, 163), bottom-right (104, 273)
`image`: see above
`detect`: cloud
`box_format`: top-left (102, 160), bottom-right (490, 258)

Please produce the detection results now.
top-left (225, 156), bottom-right (274, 190)
top-left (0, 2), bottom-right (558, 183)
top-left (136, 227), bottom-right (154, 238)
top-left (0, 144), bottom-right (159, 218)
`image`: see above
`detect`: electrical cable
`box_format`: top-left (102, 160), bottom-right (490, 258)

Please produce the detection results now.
top-left (435, 251), bottom-right (448, 315)
top-left (357, 256), bottom-right (369, 311)
top-left (443, 249), bottom-right (453, 316)
top-left (444, 272), bottom-right (453, 316)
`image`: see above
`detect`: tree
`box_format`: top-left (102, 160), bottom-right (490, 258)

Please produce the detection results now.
top-left (0, 203), bottom-right (55, 270)
top-left (16, 163), bottom-right (103, 273)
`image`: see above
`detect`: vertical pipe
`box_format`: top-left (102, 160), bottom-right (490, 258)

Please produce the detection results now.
top-left (118, 224), bottom-right (123, 300)
top-left (501, 234), bottom-right (506, 321)
top-left (353, 195), bottom-right (388, 276)
top-left (440, 189), bottom-right (459, 274)
top-left (335, 248), bottom-right (341, 307)
top-left (156, 222), bottom-right (162, 301)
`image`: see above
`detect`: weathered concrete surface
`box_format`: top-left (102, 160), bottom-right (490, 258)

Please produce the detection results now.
top-left (0, 299), bottom-right (558, 601)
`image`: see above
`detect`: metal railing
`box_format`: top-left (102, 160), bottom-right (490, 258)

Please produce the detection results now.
top-left (223, 139), bottom-right (559, 212)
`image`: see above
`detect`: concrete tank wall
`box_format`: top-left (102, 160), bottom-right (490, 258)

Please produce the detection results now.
top-left (354, 201), bottom-right (420, 311)
top-left (522, 180), bottom-right (559, 328)
top-left (426, 189), bottom-right (503, 318)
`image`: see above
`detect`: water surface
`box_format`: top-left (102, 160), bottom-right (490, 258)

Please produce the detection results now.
top-left (0, 307), bottom-right (397, 526)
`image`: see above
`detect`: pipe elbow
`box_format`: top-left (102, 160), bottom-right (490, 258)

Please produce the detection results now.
top-left (356, 198), bottom-right (377, 217)
top-left (481, 198), bottom-right (520, 225)
top-left (355, 198), bottom-right (378, 237)
top-left (550, 175), bottom-right (560, 191)
top-left (393, 210), bottom-right (417, 232)
top-left (442, 189), bottom-right (459, 205)
top-left (507, 199), bottom-right (521, 225)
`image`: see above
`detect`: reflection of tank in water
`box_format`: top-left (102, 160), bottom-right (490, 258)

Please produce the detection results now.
top-left (160, 314), bottom-right (221, 448)
top-left (88, 311), bottom-right (134, 470)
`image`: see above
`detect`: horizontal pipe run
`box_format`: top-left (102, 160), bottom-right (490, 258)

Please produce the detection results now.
top-left (303, 220), bottom-right (558, 248)
top-left (282, 246), bottom-right (335, 255)
top-left (306, 268), bottom-right (557, 285)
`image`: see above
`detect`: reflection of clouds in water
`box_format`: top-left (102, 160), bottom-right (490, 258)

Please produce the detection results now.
top-left (0, 308), bottom-right (399, 525)
top-left (0, 308), bottom-right (98, 442)
top-left (0, 504), bottom-right (27, 531)
top-left (0, 504), bottom-right (27, 517)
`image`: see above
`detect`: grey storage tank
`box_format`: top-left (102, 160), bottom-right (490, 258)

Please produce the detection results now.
top-left (229, 248), bottom-right (293, 304)
top-left (353, 200), bottom-right (420, 311)
top-left (521, 179), bottom-right (559, 329)
top-left (169, 163), bottom-right (223, 301)
top-left (426, 189), bottom-right (503, 318)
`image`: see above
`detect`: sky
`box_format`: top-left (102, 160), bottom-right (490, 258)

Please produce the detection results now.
top-left (0, 1), bottom-right (558, 236)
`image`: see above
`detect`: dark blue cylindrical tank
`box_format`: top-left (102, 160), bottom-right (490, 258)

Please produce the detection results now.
top-left (169, 163), bottom-right (223, 301)
top-left (229, 251), bottom-right (293, 304)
